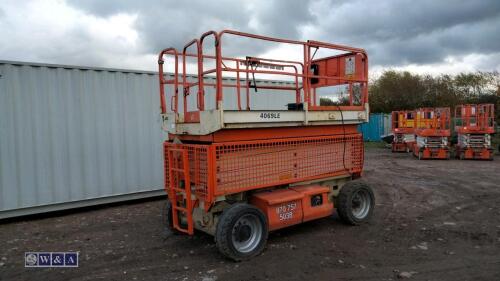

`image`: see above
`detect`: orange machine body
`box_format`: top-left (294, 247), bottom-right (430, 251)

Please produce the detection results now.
top-left (412, 107), bottom-right (451, 160)
top-left (454, 104), bottom-right (495, 160)
top-left (250, 185), bottom-right (333, 231)
top-left (391, 110), bottom-right (416, 152)
top-left (164, 131), bottom-right (364, 211)
top-left (159, 30), bottom-right (369, 235)
top-left (165, 130), bottom-right (363, 235)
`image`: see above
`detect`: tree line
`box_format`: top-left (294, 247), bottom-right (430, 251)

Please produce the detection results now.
top-left (369, 70), bottom-right (500, 123)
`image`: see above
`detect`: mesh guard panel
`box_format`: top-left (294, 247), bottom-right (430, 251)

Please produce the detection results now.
top-left (214, 134), bottom-right (363, 195)
top-left (164, 134), bottom-right (363, 204)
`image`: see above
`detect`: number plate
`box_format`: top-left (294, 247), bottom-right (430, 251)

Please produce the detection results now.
top-left (275, 202), bottom-right (297, 221)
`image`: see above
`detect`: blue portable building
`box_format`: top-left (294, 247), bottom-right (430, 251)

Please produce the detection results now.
top-left (358, 113), bottom-right (391, 141)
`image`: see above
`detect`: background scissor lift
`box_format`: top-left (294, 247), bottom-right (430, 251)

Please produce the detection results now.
top-left (454, 104), bottom-right (495, 160)
top-left (412, 107), bottom-right (451, 160)
top-left (391, 110), bottom-right (416, 153)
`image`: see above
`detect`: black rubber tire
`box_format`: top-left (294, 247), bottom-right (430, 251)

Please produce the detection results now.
top-left (162, 200), bottom-right (189, 234)
top-left (215, 203), bottom-right (268, 261)
top-left (459, 151), bottom-right (465, 160)
top-left (336, 181), bottom-right (375, 225)
top-left (488, 152), bottom-right (494, 161)
top-left (161, 200), bottom-right (176, 232)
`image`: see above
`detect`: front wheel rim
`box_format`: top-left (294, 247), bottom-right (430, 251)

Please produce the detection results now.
top-left (351, 189), bottom-right (371, 219)
top-left (231, 214), bottom-right (262, 253)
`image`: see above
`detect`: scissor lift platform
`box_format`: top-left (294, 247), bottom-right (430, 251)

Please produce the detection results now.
top-left (158, 30), bottom-right (374, 261)
top-left (163, 105), bottom-right (369, 136)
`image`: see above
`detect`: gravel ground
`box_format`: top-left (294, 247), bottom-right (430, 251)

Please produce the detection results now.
top-left (1, 146), bottom-right (500, 281)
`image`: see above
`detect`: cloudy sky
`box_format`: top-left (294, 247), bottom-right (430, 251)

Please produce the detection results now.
top-left (1, 0), bottom-right (499, 76)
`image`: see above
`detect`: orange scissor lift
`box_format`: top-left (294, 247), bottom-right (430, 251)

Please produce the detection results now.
top-left (412, 107), bottom-right (451, 160)
top-left (454, 104), bottom-right (495, 160)
top-left (391, 110), bottom-right (416, 153)
top-left (158, 30), bottom-right (374, 260)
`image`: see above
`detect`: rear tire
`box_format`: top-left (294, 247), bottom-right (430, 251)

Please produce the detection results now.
top-left (459, 151), bottom-right (465, 160)
top-left (162, 200), bottom-right (186, 234)
top-left (162, 200), bottom-right (175, 232)
top-left (215, 203), bottom-right (268, 261)
top-left (336, 181), bottom-right (375, 225)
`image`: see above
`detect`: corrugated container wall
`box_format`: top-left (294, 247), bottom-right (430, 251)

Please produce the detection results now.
top-left (358, 113), bottom-right (391, 141)
top-left (0, 61), bottom-right (296, 218)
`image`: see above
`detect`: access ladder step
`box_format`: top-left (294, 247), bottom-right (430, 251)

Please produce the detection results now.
top-left (172, 205), bottom-right (188, 212)
top-left (172, 187), bottom-right (188, 193)
top-left (167, 147), bottom-right (194, 235)
top-left (170, 167), bottom-right (186, 173)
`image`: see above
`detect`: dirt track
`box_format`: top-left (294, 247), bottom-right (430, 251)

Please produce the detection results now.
top-left (1, 147), bottom-right (500, 281)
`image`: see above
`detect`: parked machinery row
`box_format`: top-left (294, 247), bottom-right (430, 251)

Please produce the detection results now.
top-left (391, 104), bottom-right (495, 160)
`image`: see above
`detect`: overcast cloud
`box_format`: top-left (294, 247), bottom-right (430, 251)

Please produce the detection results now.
top-left (0, 0), bottom-right (499, 75)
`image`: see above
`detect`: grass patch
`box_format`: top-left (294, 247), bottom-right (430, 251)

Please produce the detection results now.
top-left (363, 141), bottom-right (387, 149)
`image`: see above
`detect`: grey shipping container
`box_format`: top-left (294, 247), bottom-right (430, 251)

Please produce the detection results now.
top-left (0, 60), bottom-right (296, 219)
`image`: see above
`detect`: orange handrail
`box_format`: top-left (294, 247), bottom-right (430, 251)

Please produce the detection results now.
top-left (158, 30), bottom-right (368, 114)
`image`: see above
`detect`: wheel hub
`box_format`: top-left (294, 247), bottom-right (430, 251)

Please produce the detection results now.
top-left (351, 190), bottom-right (371, 219)
top-left (231, 214), bottom-right (263, 253)
top-left (235, 224), bottom-right (252, 242)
